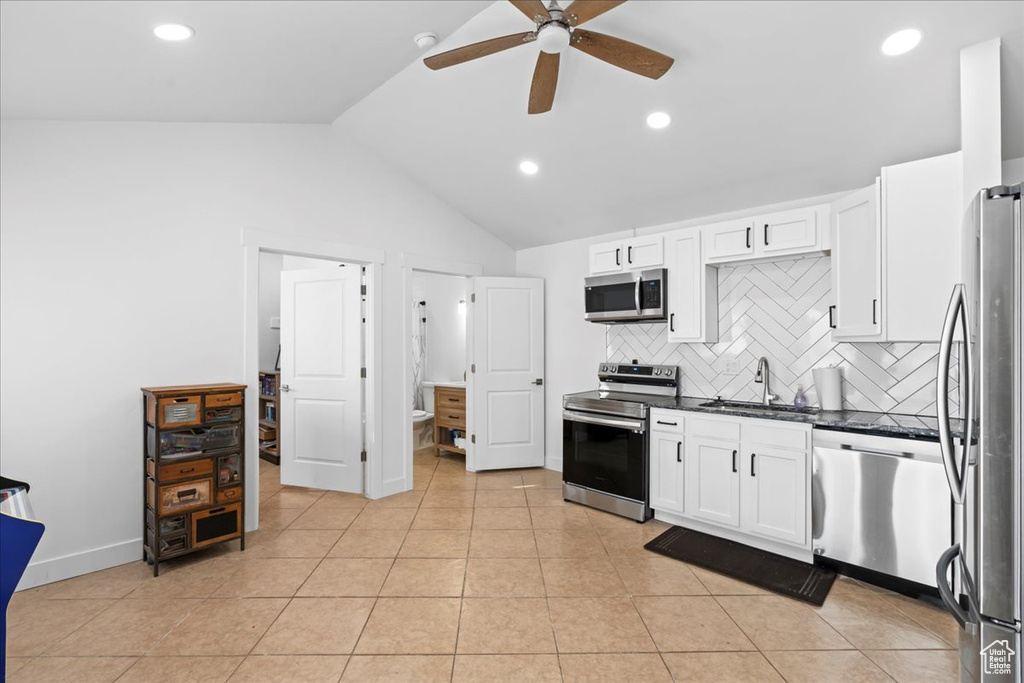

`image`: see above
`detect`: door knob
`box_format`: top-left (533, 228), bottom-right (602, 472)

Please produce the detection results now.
top-left (533, 378), bottom-right (544, 386)
top-left (280, 384), bottom-right (292, 392)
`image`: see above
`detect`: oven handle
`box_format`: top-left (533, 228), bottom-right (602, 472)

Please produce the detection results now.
top-left (563, 410), bottom-right (645, 433)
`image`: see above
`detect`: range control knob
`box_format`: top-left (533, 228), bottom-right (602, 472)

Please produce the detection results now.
top-left (665, 368), bottom-right (674, 376)
top-left (654, 368), bottom-right (662, 375)
top-left (600, 365), bottom-right (608, 373)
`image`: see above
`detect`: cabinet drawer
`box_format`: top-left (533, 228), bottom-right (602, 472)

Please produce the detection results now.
top-left (155, 395), bottom-right (202, 428)
top-left (147, 477), bottom-right (213, 515)
top-left (147, 528), bottom-right (189, 558)
top-left (435, 408), bottom-right (466, 427)
top-left (206, 392), bottom-right (242, 408)
top-left (744, 421), bottom-right (809, 451)
top-left (192, 503), bottom-right (241, 549)
top-left (217, 486), bottom-right (243, 504)
top-left (687, 416), bottom-right (741, 442)
top-left (435, 389), bottom-right (466, 408)
top-left (149, 457), bottom-right (214, 482)
top-left (650, 409), bottom-right (684, 434)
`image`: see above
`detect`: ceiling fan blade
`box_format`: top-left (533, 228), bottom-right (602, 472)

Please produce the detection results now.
top-left (562, 0), bottom-right (626, 26)
top-left (423, 32), bottom-right (535, 71)
top-left (528, 52), bottom-right (560, 114)
top-left (570, 29), bottom-right (673, 79)
top-left (509, 0), bottom-right (550, 23)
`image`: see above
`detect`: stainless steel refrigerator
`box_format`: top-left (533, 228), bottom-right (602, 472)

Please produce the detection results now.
top-left (936, 184), bottom-right (1022, 682)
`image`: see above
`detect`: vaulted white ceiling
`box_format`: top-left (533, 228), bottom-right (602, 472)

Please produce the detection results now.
top-left (0, 0), bottom-right (489, 123)
top-left (336, 1), bottom-right (1024, 249)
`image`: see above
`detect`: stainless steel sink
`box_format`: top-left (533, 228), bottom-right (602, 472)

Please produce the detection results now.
top-left (698, 399), bottom-right (820, 415)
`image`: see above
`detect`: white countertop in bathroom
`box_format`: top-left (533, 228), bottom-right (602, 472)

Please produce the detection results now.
top-left (430, 381), bottom-right (465, 389)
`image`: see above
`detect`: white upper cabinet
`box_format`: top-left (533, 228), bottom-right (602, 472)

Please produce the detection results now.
top-left (830, 181), bottom-right (882, 340)
top-left (703, 218), bottom-right (755, 261)
top-left (882, 152), bottom-right (963, 342)
top-left (588, 235), bottom-right (664, 275)
top-left (704, 206), bottom-right (828, 264)
top-left (665, 227), bottom-right (718, 343)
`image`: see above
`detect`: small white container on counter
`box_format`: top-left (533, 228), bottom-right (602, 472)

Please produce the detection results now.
top-left (813, 366), bottom-right (844, 411)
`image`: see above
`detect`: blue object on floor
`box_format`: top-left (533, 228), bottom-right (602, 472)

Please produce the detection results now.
top-left (1, 478), bottom-right (45, 673)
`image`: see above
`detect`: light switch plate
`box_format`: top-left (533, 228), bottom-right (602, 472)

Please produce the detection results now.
top-left (724, 360), bottom-right (740, 375)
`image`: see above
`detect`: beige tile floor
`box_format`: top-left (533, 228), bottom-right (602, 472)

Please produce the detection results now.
top-left (5, 448), bottom-right (960, 682)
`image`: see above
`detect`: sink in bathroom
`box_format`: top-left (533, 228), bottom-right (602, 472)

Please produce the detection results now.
top-left (698, 399), bottom-right (820, 416)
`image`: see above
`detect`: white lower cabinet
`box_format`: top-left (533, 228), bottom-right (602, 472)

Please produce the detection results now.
top-left (649, 428), bottom-right (685, 515)
top-left (649, 409), bottom-right (811, 556)
top-left (685, 436), bottom-right (740, 527)
top-left (740, 445), bottom-right (807, 546)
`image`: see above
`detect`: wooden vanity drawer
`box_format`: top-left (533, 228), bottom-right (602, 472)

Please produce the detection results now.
top-left (149, 457), bottom-right (214, 482)
top-left (217, 486), bottom-right (243, 504)
top-left (206, 391), bottom-right (242, 408)
top-left (435, 408), bottom-right (466, 428)
top-left (435, 388), bottom-right (466, 408)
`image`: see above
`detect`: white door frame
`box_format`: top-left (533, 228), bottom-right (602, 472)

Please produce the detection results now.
top-left (400, 253), bottom-right (482, 490)
top-left (242, 227), bottom-right (384, 531)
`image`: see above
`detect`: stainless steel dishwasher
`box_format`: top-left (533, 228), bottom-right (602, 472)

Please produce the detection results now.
top-left (811, 428), bottom-right (953, 591)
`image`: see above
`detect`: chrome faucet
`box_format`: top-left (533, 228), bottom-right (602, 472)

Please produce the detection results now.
top-left (754, 357), bottom-right (778, 406)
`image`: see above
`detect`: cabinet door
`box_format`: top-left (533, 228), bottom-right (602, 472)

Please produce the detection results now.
top-left (625, 235), bottom-right (664, 269)
top-left (741, 446), bottom-right (807, 546)
top-left (757, 207), bottom-right (820, 256)
top-left (650, 430), bottom-right (685, 514)
top-left (685, 436), bottom-right (741, 527)
top-left (882, 152), bottom-right (963, 342)
top-left (589, 241), bottom-right (624, 275)
top-left (704, 218), bottom-right (755, 261)
top-left (666, 228), bottom-right (717, 342)
top-left (831, 182), bottom-right (882, 339)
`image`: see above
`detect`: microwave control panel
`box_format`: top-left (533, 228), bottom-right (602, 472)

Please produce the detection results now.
top-left (641, 281), bottom-right (661, 309)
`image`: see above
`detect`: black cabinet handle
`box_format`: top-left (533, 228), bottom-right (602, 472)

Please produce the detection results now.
top-left (764, 224), bottom-right (769, 246)
top-left (750, 453), bottom-right (756, 476)
top-left (676, 441), bottom-right (682, 463)
top-left (828, 305), bottom-right (836, 329)
top-left (628, 246), bottom-right (633, 263)
top-left (669, 313), bottom-right (675, 332)
top-left (732, 450), bottom-right (738, 473)
top-left (656, 420), bottom-right (678, 426)
top-left (872, 299), bottom-right (878, 325)
top-left (745, 227), bottom-right (751, 249)
top-left (615, 248), bottom-right (620, 266)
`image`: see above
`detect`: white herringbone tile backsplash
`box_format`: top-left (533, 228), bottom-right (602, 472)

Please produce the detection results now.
top-left (607, 257), bottom-right (959, 416)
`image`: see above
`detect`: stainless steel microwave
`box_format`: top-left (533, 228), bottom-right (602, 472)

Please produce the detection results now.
top-left (584, 268), bottom-right (667, 323)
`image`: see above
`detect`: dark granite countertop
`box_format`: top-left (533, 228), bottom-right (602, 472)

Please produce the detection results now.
top-left (656, 396), bottom-right (963, 440)
top-left (564, 390), bottom-right (963, 440)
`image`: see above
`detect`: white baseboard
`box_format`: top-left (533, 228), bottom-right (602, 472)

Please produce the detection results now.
top-left (17, 538), bottom-right (143, 591)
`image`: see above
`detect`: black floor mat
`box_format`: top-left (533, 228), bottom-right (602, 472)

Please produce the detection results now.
top-left (644, 526), bottom-right (836, 606)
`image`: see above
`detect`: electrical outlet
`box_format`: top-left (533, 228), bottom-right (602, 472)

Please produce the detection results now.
top-left (724, 360), bottom-right (740, 375)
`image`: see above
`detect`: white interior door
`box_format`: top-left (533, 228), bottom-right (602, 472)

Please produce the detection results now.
top-left (279, 266), bottom-right (363, 492)
top-left (468, 277), bottom-right (545, 471)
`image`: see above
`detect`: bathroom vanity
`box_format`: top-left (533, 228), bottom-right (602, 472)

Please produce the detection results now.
top-left (433, 384), bottom-right (467, 456)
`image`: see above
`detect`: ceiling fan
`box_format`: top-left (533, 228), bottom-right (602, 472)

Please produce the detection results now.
top-left (423, 0), bottom-right (674, 114)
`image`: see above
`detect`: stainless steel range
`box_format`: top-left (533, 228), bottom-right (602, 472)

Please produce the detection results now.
top-left (562, 363), bottom-right (681, 522)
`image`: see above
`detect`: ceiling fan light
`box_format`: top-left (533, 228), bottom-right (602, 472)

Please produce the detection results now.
top-left (536, 24), bottom-right (570, 54)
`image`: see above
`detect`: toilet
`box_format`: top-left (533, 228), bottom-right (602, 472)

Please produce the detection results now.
top-left (412, 408), bottom-right (434, 449)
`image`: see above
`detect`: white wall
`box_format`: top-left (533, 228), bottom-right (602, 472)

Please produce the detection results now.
top-left (515, 231), bottom-right (632, 471)
top-left (422, 272), bottom-right (467, 383)
top-left (1004, 156), bottom-right (1024, 184)
top-left (258, 251), bottom-right (283, 371)
top-left (0, 120), bottom-right (514, 588)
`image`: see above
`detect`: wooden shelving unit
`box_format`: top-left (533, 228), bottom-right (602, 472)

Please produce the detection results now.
top-left (258, 371), bottom-right (280, 465)
top-left (141, 383), bottom-right (246, 577)
top-left (433, 385), bottom-right (467, 456)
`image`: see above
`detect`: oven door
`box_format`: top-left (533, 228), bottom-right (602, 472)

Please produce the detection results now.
top-left (562, 410), bottom-right (647, 502)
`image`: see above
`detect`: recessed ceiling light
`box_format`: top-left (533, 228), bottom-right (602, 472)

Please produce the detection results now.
top-left (646, 112), bottom-right (672, 129)
top-left (519, 160), bottom-right (539, 175)
top-left (154, 24), bottom-right (194, 42)
top-left (881, 29), bottom-right (921, 56)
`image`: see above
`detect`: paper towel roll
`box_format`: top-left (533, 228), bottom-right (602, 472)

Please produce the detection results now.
top-left (813, 366), bottom-right (843, 411)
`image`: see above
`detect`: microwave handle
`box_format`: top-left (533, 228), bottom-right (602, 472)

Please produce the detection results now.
top-left (634, 276), bottom-right (642, 314)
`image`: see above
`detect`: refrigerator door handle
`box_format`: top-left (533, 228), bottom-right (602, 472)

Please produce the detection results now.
top-left (936, 543), bottom-right (971, 629)
top-left (937, 284), bottom-right (969, 504)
